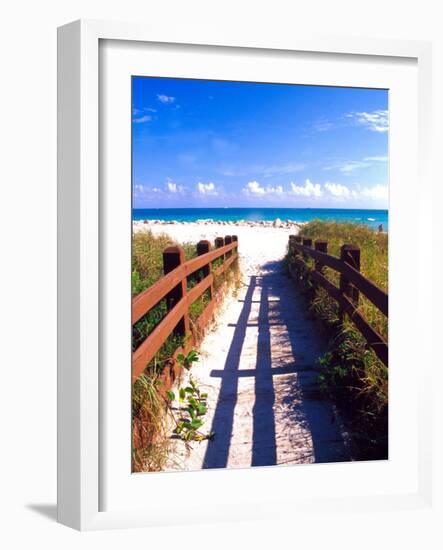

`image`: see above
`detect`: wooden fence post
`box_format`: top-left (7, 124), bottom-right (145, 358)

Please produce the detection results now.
top-left (224, 235), bottom-right (232, 258)
top-left (340, 244), bottom-right (361, 312)
top-left (314, 240), bottom-right (328, 272)
top-left (163, 246), bottom-right (190, 338)
top-left (231, 235), bottom-right (238, 259)
top-left (197, 239), bottom-right (213, 300)
top-left (214, 236), bottom-right (224, 265)
top-left (196, 240), bottom-right (211, 278)
top-left (289, 234), bottom-right (296, 254)
top-left (288, 235), bottom-right (298, 279)
top-left (302, 237), bottom-right (312, 261)
top-left (293, 236), bottom-right (302, 259)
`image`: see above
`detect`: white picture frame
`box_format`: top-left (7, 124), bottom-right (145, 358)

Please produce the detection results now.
top-left (57, 19), bottom-right (433, 531)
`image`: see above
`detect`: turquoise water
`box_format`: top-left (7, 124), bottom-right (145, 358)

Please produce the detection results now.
top-left (133, 208), bottom-right (388, 230)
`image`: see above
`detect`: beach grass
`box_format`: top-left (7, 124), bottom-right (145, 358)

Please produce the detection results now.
top-left (132, 229), bottom-right (197, 295)
top-left (289, 220), bottom-right (388, 459)
top-left (132, 230), bottom-right (209, 350)
top-left (299, 220), bottom-right (388, 340)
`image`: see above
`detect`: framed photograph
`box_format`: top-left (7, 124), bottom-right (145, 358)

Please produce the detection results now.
top-left (57, 19), bottom-right (433, 530)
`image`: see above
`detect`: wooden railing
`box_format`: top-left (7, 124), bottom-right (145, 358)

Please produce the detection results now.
top-left (132, 235), bottom-right (239, 383)
top-left (287, 235), bottom-right (388, 366)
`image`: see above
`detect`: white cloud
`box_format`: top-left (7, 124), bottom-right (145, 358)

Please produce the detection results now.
top-left (167, 181), bottom-right (178, 193)
top-left (244, 181), bottom-right (265, 195)
top-left (324, 182), bottom-right (352, 198)
top-left (261, 162), bottom-right (305, 177)
top-left (133, 115), bottom-right (152, 124)
top-left (133, 106), bottom-right (157, 123)
top-left (364, 155), bottom-right (388, 162)
top-left (346, 109), bottom-right (389, 132)
top-left (134, 183), bottom-right (162, 196)
top-left (219, 161), bottom-right (305, 178)
top-left (269, 185), bottom-right (283, 195)
top-left (133, 107), bottom-right (157, 115)
top-left (360, 184), bottom-right (388, 200)
top-left (157, 94), bottom-right (175, 104)
top-left (289, 179), bottom-right (322, 197)
top-left (165, 180), bottom-right (186, 194)
top-left (325, 155), bottom-right (388, 174)
top-left (197, 182), bottom-right (218, 196)
top-left (323, 182), bottom-right (387, 202)
top-left (339, 160), bottom-right (371, 173)
top-left (243, 181), bottom-right (283, 196)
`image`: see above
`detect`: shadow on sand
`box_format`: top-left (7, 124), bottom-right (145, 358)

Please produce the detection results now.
top-left (202, 259), bottom-right (350, 469)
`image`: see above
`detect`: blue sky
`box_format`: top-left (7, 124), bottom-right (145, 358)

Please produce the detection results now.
top-left (132, 77), bottom-right (388, 209)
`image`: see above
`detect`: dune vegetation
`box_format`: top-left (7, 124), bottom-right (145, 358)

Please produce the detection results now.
top-left (287, 220), bottom-right (388, 460)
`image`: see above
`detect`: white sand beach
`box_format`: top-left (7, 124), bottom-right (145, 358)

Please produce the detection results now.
top-left (133, 219), bottom-right (303, 277)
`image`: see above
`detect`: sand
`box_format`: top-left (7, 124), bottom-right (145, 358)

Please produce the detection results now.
top-left (133, 219), bottom-right (301, 277)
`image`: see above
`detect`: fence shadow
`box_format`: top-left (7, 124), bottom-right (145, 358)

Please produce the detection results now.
top-left (260, 261), bottom-right (350, 464)
top-left (251, 275), bottom-right (276, 466)
top-left (203, 259), bottom-right (350, 469)
top-left (202, 275), bottom-right (257, 468)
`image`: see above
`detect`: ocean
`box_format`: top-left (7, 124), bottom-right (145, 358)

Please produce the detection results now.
top-left (132, 208), bottom-right (388, 230)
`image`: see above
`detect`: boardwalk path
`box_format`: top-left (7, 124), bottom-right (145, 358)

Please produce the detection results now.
top-left (164, 228), bottom-right (350, 470)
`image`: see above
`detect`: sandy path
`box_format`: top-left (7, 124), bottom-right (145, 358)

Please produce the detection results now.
top-left (136, 222), bottom-right (350, 469)
top-left (133, 221), bottom-right (299, 275)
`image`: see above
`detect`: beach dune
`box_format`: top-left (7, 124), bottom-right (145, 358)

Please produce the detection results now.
top-left (133, 219), bottom-right (300, 276)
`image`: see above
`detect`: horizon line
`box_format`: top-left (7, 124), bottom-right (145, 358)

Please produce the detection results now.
top-left (133, 206), bottom-right (388, 211)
